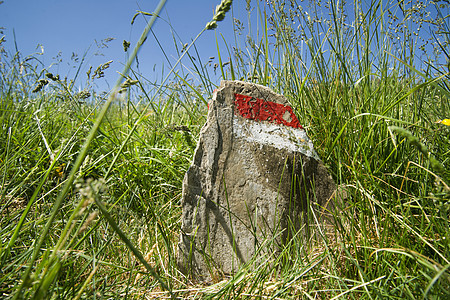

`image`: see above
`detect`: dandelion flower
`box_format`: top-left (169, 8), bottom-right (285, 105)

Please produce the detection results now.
top-left (436, 119), bottom-right (450, 126)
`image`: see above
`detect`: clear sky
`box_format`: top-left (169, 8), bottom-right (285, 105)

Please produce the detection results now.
top-left (2, 1), bottom-right (448, 94)
top-left (0, 0), bottom-right (245, 91)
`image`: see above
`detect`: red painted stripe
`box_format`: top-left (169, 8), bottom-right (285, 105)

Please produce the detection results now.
top-left (234, 93), bottom-right (303, 129)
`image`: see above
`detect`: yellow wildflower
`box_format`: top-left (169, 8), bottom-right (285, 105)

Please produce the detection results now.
top-left (436, 119), bottom-right (450, 126)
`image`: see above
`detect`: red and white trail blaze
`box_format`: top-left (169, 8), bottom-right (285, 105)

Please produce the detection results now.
top-left (234, 93), bottom-right (303, 129)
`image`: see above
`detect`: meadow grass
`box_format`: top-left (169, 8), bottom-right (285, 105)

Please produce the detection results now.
top-left (1, 0), bottom-right (449, 298)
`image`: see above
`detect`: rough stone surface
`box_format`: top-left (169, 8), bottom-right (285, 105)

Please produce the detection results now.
top-left (177, 80), bottom-right (336, 281)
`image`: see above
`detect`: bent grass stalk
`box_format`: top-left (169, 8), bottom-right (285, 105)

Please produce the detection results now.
top-left (3, 105), bottom-right (97, 265)
top-left (93, 188), bottom-right (173, 296)
top-left (13, 0), bottom-right (235, 297)
top-left (12, 0), bottom-right (168, 298)
top-left (104, 0), bottom-right (234, 178)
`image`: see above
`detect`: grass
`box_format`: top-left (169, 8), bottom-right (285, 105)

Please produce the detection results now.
top-left (1, 0), bottom-right (449, 298)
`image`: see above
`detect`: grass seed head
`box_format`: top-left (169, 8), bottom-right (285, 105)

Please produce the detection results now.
top-left (123, 40), bottom-right (131, 52)
top-left (79, 211), bottom-right (99, 233)
top-left (32, 78), bottom-right (49, 92)
top-left (75, 90), bottom-right (91, 100)
top-left (206, 0), bottom-right (233, 30)
top-left (45, 72), bottom-right (60, 81)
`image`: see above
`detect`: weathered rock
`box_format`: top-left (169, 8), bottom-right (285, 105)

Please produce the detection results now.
top-left (177, 80), bottom-right (336, 281)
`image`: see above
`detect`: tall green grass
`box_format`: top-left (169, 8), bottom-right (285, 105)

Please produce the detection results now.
top-left (1, 0), bottom-right (449, 298)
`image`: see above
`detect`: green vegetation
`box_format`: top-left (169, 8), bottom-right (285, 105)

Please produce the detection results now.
top-left (1, 0), bottom-right (449, 298)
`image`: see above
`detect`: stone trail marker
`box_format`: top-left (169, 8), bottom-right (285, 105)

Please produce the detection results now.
top-left (177, 80), bottom-right (336, 281)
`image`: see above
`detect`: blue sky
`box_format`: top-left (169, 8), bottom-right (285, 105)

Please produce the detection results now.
top-left (0, 0), bottom-right (245, 91)
top-left (1, 1), bottom-right (448, 93)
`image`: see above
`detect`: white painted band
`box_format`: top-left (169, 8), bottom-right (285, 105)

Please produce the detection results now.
top-left (232, 118), bottom-right (320, 160)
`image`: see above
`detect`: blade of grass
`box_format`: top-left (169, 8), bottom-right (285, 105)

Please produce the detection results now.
top-left (93, 190), bottom-right (174, 297)
top-left (12, 1), bottom-right (167, 298)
